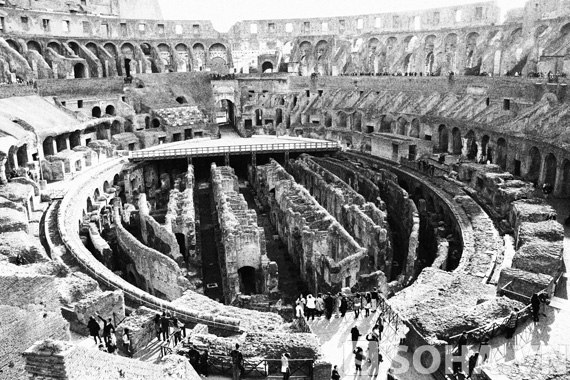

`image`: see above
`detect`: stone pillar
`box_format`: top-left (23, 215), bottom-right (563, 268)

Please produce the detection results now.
top-left (225, 153), bottom-right (230, 166)
top-left (52, 138), bottom-right (58, 156)
top-left (0, 153), bottom-right (7, 185)
top-left (11, 151), bottom-right (18, 169)
top-left (553, 162), bottom-right (564, 197)
top-left (65, 135), bottom-right (71, 151)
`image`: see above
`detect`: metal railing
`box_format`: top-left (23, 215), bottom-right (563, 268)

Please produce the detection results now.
top-left (130, 141), bottom-right (340, 160)
top-left (207, 356), bottom-right (314, 379)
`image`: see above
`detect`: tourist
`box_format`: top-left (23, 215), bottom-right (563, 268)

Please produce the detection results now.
top-left (339, 295), bottom-right (348, 317)
top-left (324, 292), bottom-right (334, 319)
top-left (281, 352), bottom-right (291, 380)
top-left (316, 293), bottom-right (325, 317)
top-left (456, 331), bottom-right (468, 358)
top-left (295, 301), bottom-right (304, 319)
top-left (122, 328), bottom-right (132, 357)
top-left (364, 292), bottom-right (371, 317)
top-left (375, 319), bottom-right (384, 341)
top-left (161, 311), bottom-right (171, 341)
top-left (230, 343), bottom-right (244, 380)
top-left (531, 293), bottom-right (541, 322)
top-left (353, 347), bottom-right (365, 374)
top-left (87, 316), bottom-right (102, 344)
top-left (199, 349), bottom-right (210, 377)
top-left (306, 294), bottom-right (316, 320)
top-left (188, 344), bottom-right (201, 370)
top-left (154, 313), bottom-right (162, 340)
top-left (505, 309), bottom-right (519, 339)
top-left (542, 182), bottom-right (553, 199)
top-left (371, 288), bottom-right (379, 312)
top-left (106, 333), bottom-right (117, 355)
top-left (353, 293), bottom-right (362, 319)
top-left (331, 365), bottom-right (340, 380)
top-left (366, 332), bottom-right (379, 363)
top-left (171, 315), bottom-right (182, 345)
top-left (335, 293), bottom-right (342, 318)
top-left (350, 325), bottom-right (361, 350)
top-left (97, 314), bottom-right (115, 345)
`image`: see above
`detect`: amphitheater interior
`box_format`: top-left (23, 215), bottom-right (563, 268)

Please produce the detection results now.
top-left (1, 0), bottom-right (570, 379)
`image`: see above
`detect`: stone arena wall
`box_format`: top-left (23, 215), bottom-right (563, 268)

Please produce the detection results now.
top-left (56, 156), bottom-right (241, 332)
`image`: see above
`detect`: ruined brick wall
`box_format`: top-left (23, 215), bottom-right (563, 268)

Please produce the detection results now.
top-left (115, 206), bottom-right (188, 301)
top-left (0, 268), bottom-right (70, 380)
top-left (23, 340), bottom-right (201, 380)
top-left (287, 155), bottom-right (393, 279)
top-left (165, 165), bottom-right (196, 260)
top-left (211, 163), bottom-right (270, 302)
top-left (254, 159), bottom-right (366, 293)
top-left (138, 193), bottom-right (184, 266)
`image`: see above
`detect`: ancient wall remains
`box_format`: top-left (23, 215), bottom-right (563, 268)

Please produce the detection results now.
top-left (253, 159), bottom-right (366, 293)
top-left (211, 163), bottom-right (275, 303)
top-left (165, 165), bottom-right (196, 260)
top-left (287, 155), bottom-right (392, 280)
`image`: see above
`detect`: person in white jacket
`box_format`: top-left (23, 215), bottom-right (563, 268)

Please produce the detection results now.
top-left (305, 294), bottom-right (316, 320)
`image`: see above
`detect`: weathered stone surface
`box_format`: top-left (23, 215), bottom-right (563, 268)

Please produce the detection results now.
top-left (116, 306), bottom-right (157, 354)
top-left (509, 198), bottom-right (557, 230)
top-left (389, 267), bottom-right (523, 342)
top-left (74, 290), bottom-right (125, 326)
top-left (56, 271), bottom-right (100, 306)
top-left (0, 206), bottom-right (28, 233)
top-left (512, 240), bottom-right (563, 277)
top-left (498, 267), bottom-right (553, 299)
top-left (480, 349), bottom-right (570, 380)
top-left (516, 220), bottom-right (564, 249)
top-left (0, 231), bottom-right (49, 263)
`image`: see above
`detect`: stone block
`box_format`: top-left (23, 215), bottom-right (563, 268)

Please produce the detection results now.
top-left (116, 306), bottom-right (157, 354)
top-left (56, 272), bottom-right (100, 306)
top-left (498, 267), bottom-right (553, 300)
top-left (515, 220), bottom-right (564, 249)
top-left (0, 207), bottom-right (28, 233)
top-left (512, 240), bottom-right (563, 277)
top-left (74, 290), bottom-right (125, 326)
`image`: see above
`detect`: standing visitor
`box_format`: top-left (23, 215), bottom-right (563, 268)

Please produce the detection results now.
top-left (87, 316), bottom-right (102, 344)
top-left (353, 293), bottom-right (362, 319)
top-left (154, 313), bottom-right (162, 341)
top-left (324, 293), bottom-right (334, 320)
top-left (316, 294), bottom-right (325, 317)
top-left (371, 288), bottom-right (379, 312)
top-left (281, 352), bottom-right (291, 380)
top-left (161, 312), bottom-right (171, 341)
top-left (97, 314), bottom-right (115, 345)
top-left (364, 293), bottom-right (372, 317)
top-left (295, 301), bottom-right (304, 319)
top-left (350, 325), bottom-right (361, 350)
top-left (306, 294), bottom-right (316, 321)
top-left (122, 328), bottom-right (132, 357)
top-left (199, 350), bottom-right (210, 377)
top-left (505, 309), bottom-right (519, 339)
top-left (353, 347), bottom-right (365, 374)
top-left (531, 293), bottom-right (541, 322)
top-left (230, 343), bottom-right (244, 380)
top-left (339, 295), bottom-right (348, 317)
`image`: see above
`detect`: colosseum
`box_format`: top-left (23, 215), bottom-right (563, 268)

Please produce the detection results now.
top-left (0, 0), bottom-right (569, 379)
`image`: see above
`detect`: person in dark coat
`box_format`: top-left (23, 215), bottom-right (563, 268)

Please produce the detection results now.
top-left (154, 314), bottom-right (162, 340)
top-left (87, 316), bottom-right (102, 344)
top-left (199, 349), bottom-right (210, 377)
top-left (324, 293), bottom-right (334, 320)
top-left (457, 331), bottom-right (468, 357)
top-left (339, 296), bottom-right (348, 317)
top-left (160, 312), bottom-right (171, 341)
top-left (531, 293), bottom-right (541, 322)
top-left (97, 314), bottom-right (115, 344)
top-left (350, 325), bottom-right (361, 350)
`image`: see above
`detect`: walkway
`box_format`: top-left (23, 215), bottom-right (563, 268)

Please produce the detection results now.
top-left (307, 311), bottom-right (433, 380)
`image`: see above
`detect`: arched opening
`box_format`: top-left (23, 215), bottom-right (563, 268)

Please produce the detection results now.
top-left (438, 125), bottom-right (449, 152)
top-left (209, 43), bottom-right (228, 73)
top-left (152, 119), bottom-right (161, 128)
top-left (176, 96), bottom-right (188, 104)
top-left (16, 145), bottom-right (28, 167)
top-left (238, 266), bottom-right (257, 294)
top-left (465, 130), bottom-right (478, 160)
top-left (93, 188), bottom-right (100, 202)
top-left (353, 112), bottom-right (362, 132)
top-left (337, 112), bottom-right (348, 129)
top-left (192, 43), bottom-right (205, 70)
top-left (216, 99), bottom-right (235, 126)
top-left (544, 153), bottom-right (557, 188)
top-left (92, 107), bottom-right (102, 118)
top-left (27, 40), bottom-right (42, 54)
top-left (410, 119), bottom-right (420, 138)
top-left (380, 116), bottom-right (392, 133)
top-left (86, 197), bottom-right (93, 213)
top-left (144, 116), bottom-right (150, 129)
top-left (275, 108), bottom-right (283, 125)
top-left (111, 120), bottom-right (121, 136)
top-left (121, 43), bottom-right (135, 77)
top-left (70, 130), bottom-right (81, 148)
top-left (56, 135), bottom-right (67, 152)
top-left (324, 113), bottom-right (332, 128)
top-left (74, 63), bottom-right (86, 78)
top-left (255, 109), bottom-right (263, 126)
top-left (451, 127), bottom-right (462, 154)
top-left (396, 117), bottom-right (407, 135)
top-left (47, 41), bottom-right (62, 55)
top-left (481, 135), bottom-right (490, 160)
top-left (527, 147), bottom-right (542, 185)
top-left (175, 233), bottom-right (186, 259)
top-left (124, 59), bottom-right (131, 77)
top-left (262, 61), bottom-right (274, 73)
top-left (43, 137), bottom-right (55, 156)
top-left (561, 159), bottom-right (570, 196)
top-left (68, 41), bottom-right (80, 55)
top-left (6, 39), bottom-right (21, 53)
top-left (496, 138), bottom-right (507, 169)
top-left (403, 53), bottom-right (414, 73)
top-left (105, 105), bottom-right (115, 116)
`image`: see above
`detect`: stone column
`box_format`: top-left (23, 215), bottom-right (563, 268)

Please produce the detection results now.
top-left (0, 153), bottom-right (7, 184)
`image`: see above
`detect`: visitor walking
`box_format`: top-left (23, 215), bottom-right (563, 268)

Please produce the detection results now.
top-left (324, 293), bottom-right (334, 319)
top-left (316, 294), bottom-right (325, 317)
top-left (154, 313), bottom-right (162, 340)
top-left (87, 316), bottom-right (102, 344)
top-left (306, 294), bottom-right (316, 321)
top-left (364, 293), bottom-right (371, 317)
top-left (353, 347), bottom-right (365, 374)
top-left (353, 293), bottom-right (362, 319)
top-left (230, 343), bottom-right (244, 380)
top-left (122, 328), bottom-right (132, 357)
top-left (340, 295), bottom-right (348, 318)
top-left (350, 325), bottom-right (361, 350)
top-left (295, 301), bottom-right (304, 319)
top-left (505, 309), bottom-right (519, 339)
top-left (161, 312), bottom-right (171, 341)
top-left (97, 314), bottom-right (115, 345)
top-left (281, 352), bottom-right (291, 380)
top-left (371, 288), bottom-right (379, 312)
top-left (531, 294), bottom-right (541, 322)
top-left (171, 315), bottom-right (182, 345)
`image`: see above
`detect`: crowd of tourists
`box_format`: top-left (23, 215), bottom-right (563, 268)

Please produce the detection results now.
top-left (294, 288), bottom-right (382, 320)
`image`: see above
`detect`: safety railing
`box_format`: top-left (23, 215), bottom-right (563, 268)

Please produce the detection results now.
top-left (130, 141), bottom-right (340, 160)
top-left (207, 356), bottom-right (314, 379)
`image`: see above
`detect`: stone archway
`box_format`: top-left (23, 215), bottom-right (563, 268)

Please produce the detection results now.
top-left (544, 153), bottom-right (557, 188)
top-left (527, 147), bottom-right (542, 185)
top-left (496, 138), bottom-right (507, 169)
top-left (451, 127), bottom-right (462, 154)
top-left (438, 125), bottom-right (449, 152)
